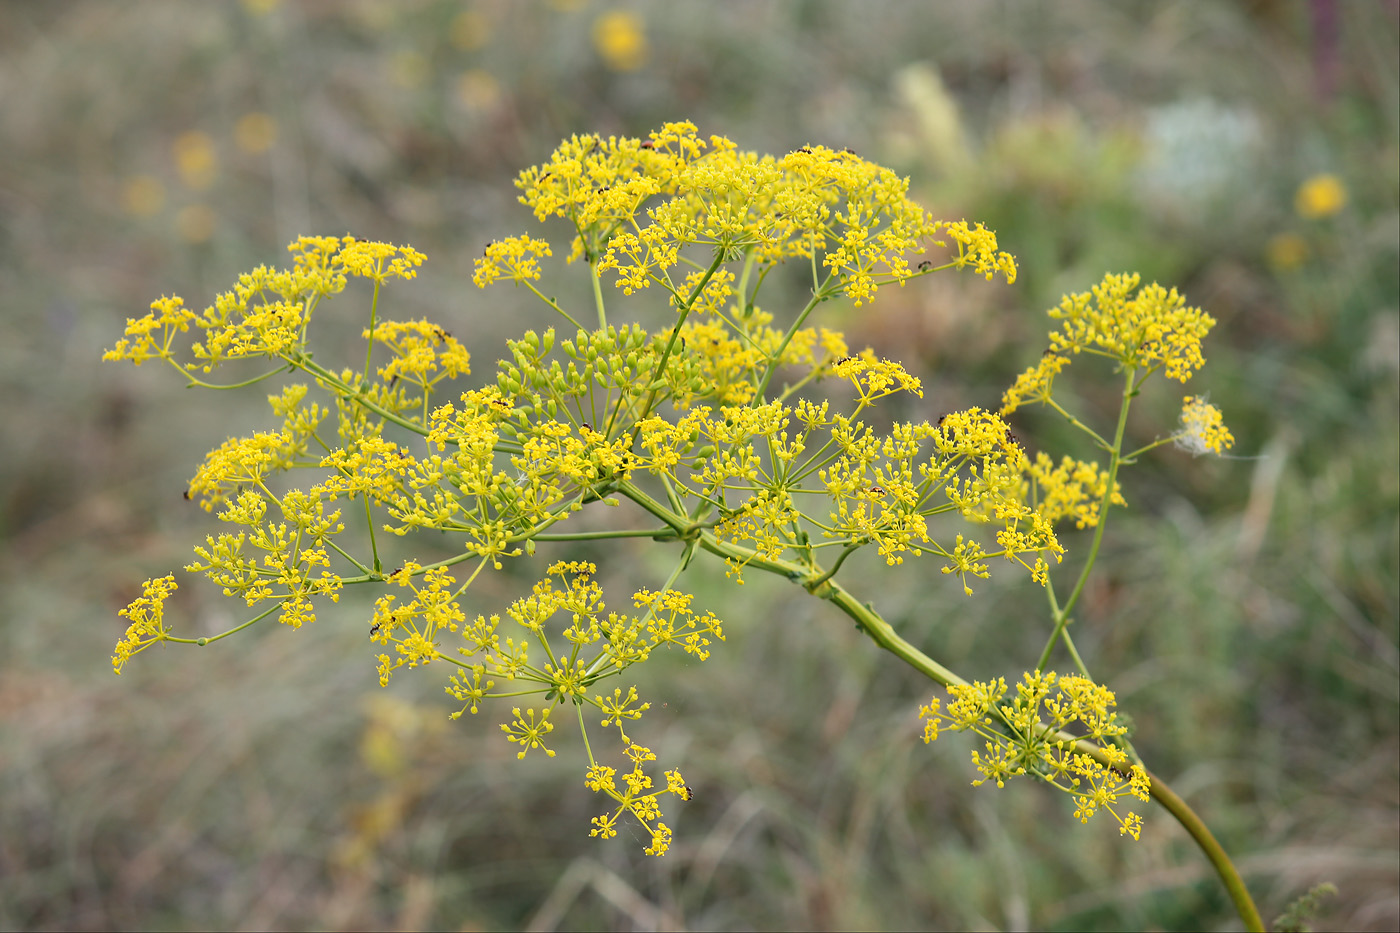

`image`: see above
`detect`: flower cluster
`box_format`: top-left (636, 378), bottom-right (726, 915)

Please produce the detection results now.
top-left (1022, 453), bottom-right (1127, 530)
top-left (103, 235), bottom-right (421, 378)
top-left (585, 745), bottom-right (692, 857)
top-left (1174, 395), bottom-right (1235, 456)
top-left (919, 671), bottom-right (1151, 839)
top-left (111, 575), bottom-right (178, 674)
top-left (1002, 272), bottom-right (1219, 415)
top-left (499, 121), bottom-right (1013, 309)
top-left (106, 125), bottom-right (1233, 858)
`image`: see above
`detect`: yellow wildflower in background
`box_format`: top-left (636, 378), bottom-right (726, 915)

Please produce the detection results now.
top-left (177, 203), bottom-right (216, 243)
top-left (456, 70), bottom-right (501, 112)
top-left (123, 175), bottom-right (165, 216)
top-left (1266, 232), bottom-right (1308, 271)
top-left (1295, 173), bottom-right (1347, 219)
top-left (389, 50), bottom-right (428, 90)
top-left (173, 131), bottom-right (218, 190)
top-left (593, 10), bottom-right (647, 71)
top-left (449, 9), bottom-right (490, 50)
top-left (234, 112), bottom-right (277, 154)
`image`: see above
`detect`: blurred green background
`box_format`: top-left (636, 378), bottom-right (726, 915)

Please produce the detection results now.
top-left (1, 1), bottom-right (1396, 930)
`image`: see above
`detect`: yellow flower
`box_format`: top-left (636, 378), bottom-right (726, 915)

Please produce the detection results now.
top-left (1266, 233), bottom-right (1308, 271)
top-left (449, 9), bottom-right (490, 50)
top-left (234, 112), bottom-right (277, 154)
top-left (474, 235), bottom-right (552, 286)
top-left (173, 131), bottom-right (218, 190)
top-left (1295, 173), bottom-right (1347, 219)
top-left (456, 69), bottom-right (501, 112)
top-left (1044, 272), bottom-right (1216, 383)
top-left (112, 575), bottom-right (178, 674)
top-left (388, 50), bottom-right (428, 90)
top-left (176, 203), bottom-right (216, 243)
top-left (920, 672), bottom-right (1149, 839)
top-left (1024, 452), bottom-right (1126, 529)
top-left (1000, 350), bottom-right (1070, 415)
top-left (1175, 396), bottom-right (1234, 456)
top-left (936, 220), bottom-right (1018, 283)
top-left (103, 295), bottom-right (196, 366)
top-left (593, 10), bottom-right (647, 71)
top-left (122, 175), bottom-right (165, 216)
top-left (340, 239), bottom-right (426, 283)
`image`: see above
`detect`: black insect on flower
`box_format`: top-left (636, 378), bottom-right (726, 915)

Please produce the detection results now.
top-left (918, 260), bottom-right (932, 272)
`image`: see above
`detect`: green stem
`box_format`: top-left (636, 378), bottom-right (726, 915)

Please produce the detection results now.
top-left (590, 258), bottom-right (607, 329)
top-left (293, 355), bottom-right (428, 437)
top-left (524, 281), bottom-right (585, 331)
top-left (362, 492), bottom-right (381, 573)
top-left (1144, 770), bottom-right (1265, 932)
top-left (752, 275), bottom-right (835, 402)
top-left (167, 601), bottom-right (283, 645)
top-left (363, 276), bottom-right (382, 386)
top-left (1057, 366), bottom-right (1135, 623)
top-left (174, 360), bottom-right (289, 390)
top-left (1044, 395), bottom-right (1113, 452)
top-left (531, 528), bottom-right (679, 542)
top-left (631, 250), bottom-right (727, 426)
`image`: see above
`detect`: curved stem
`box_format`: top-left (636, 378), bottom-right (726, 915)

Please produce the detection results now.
top-left (615, 476), bottom-right (1260, 928)
top-left (1145, 770), bottom-right (1265, 932)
